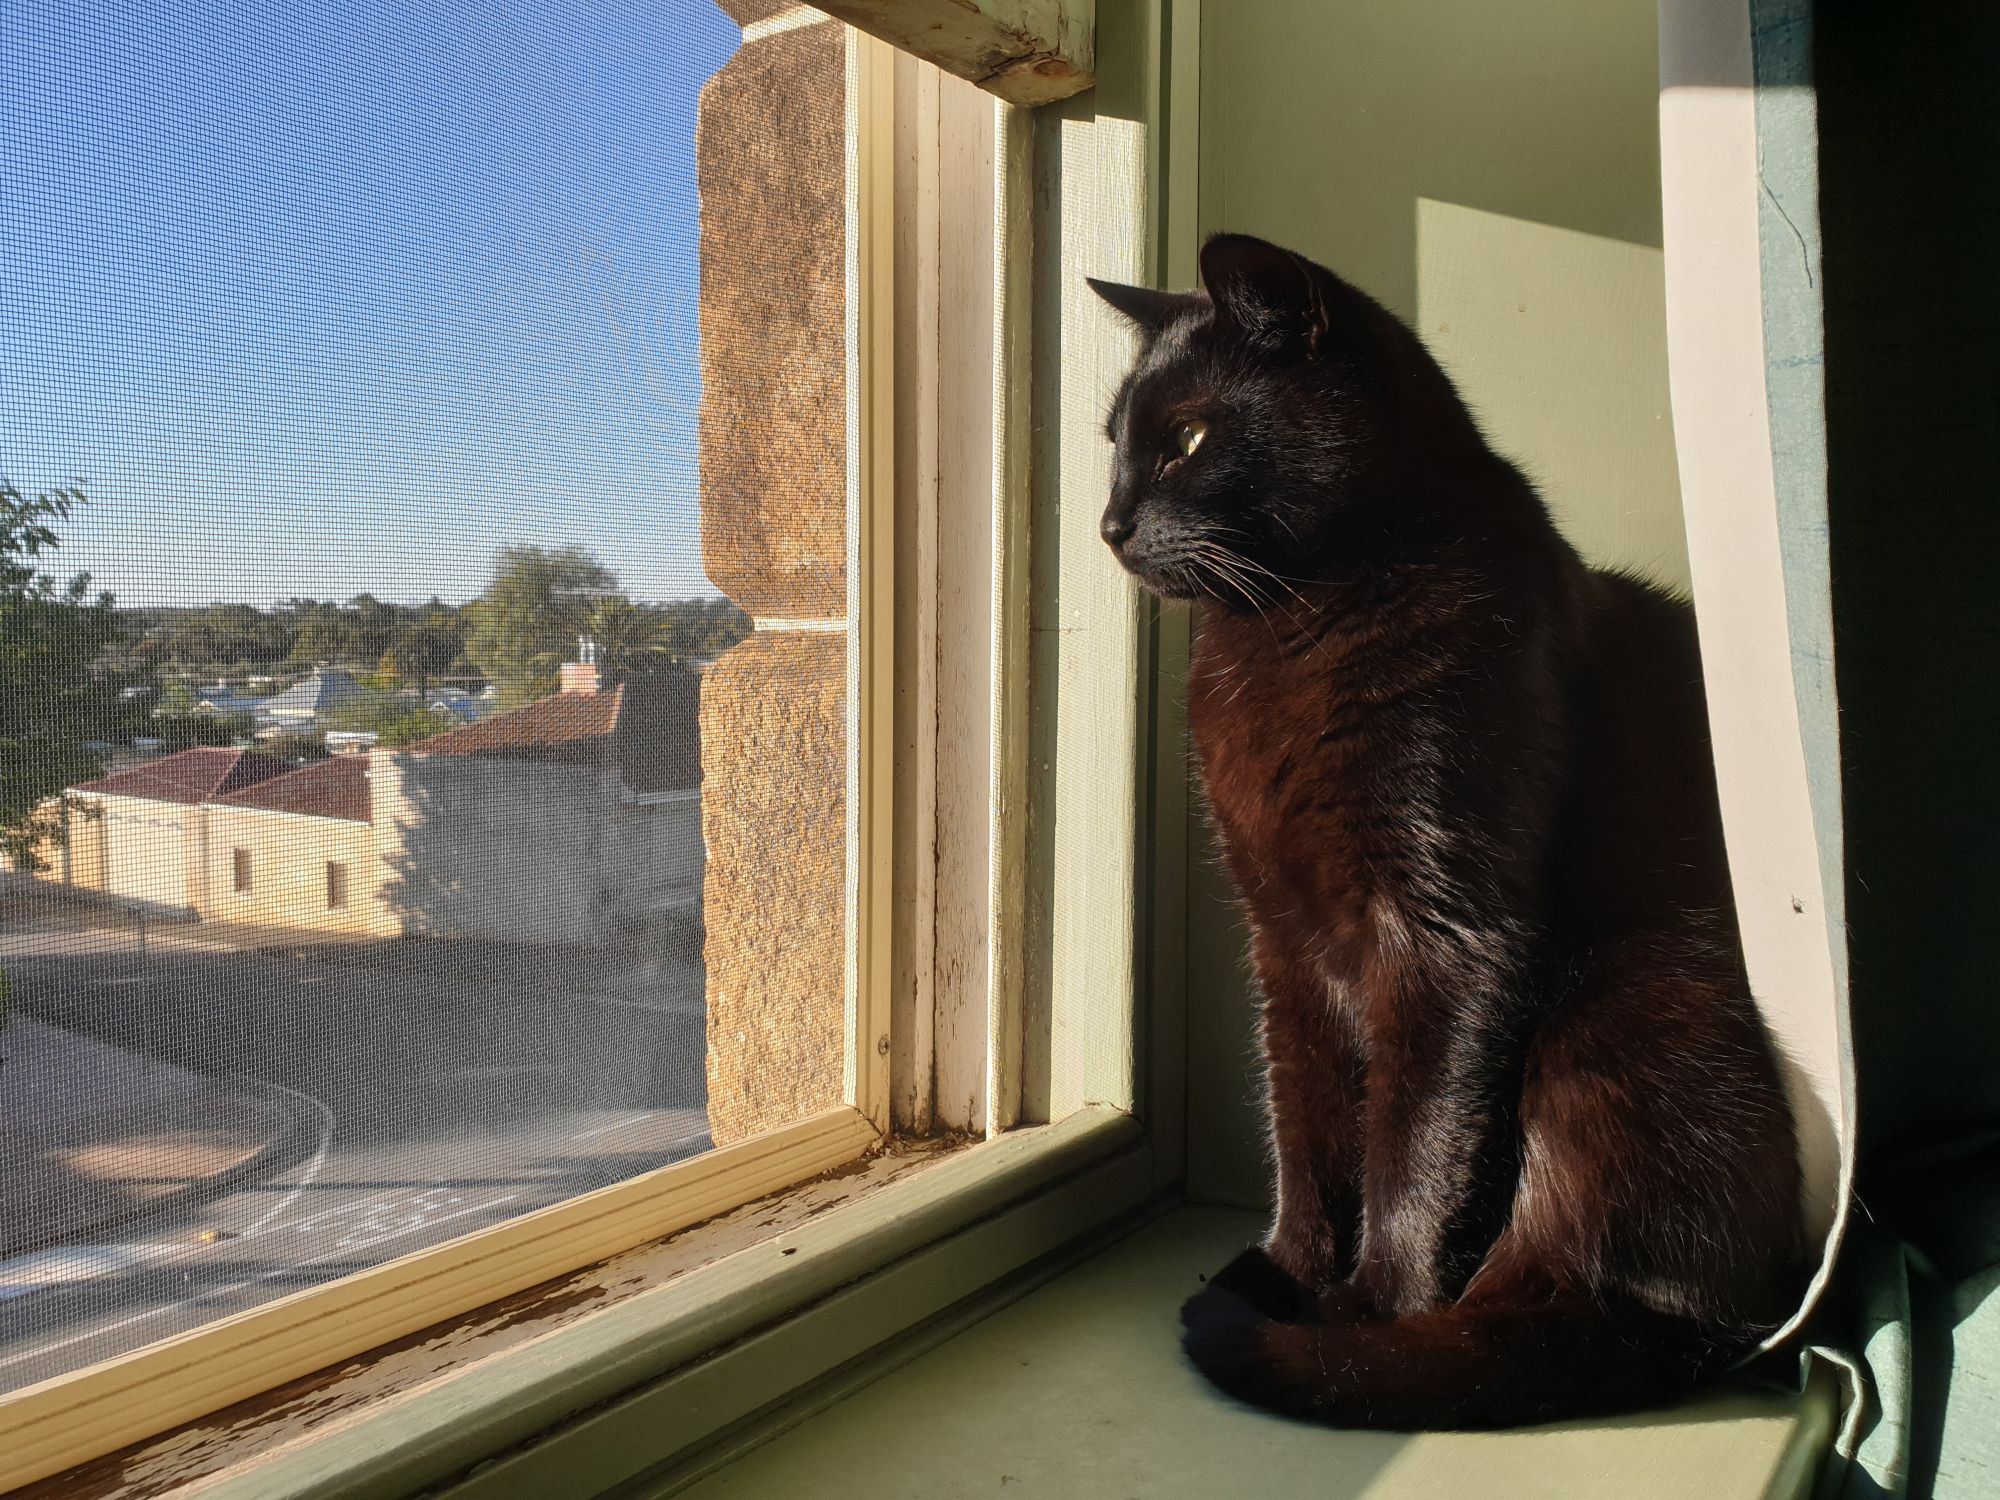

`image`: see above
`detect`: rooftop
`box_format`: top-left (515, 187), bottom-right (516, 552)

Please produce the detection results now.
top-left (213, 755), bottom-right (372, 824)
top-left (406, 685), bottom-right (626, 766)
top-left (70, 748), bottom-right (293, 807)
top-left (398, 673), bottom-right (700, 793)
top-left (262, 670), bottom-right (371, 719)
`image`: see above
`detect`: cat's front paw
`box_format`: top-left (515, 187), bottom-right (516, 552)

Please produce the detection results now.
top-left (1179, 1276), bottom-right (1260, 1340)
top-left (1201, 1245), bottom-right (1311, 1322)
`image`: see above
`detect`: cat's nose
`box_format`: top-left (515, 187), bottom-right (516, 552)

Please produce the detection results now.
top-left (1101, 513), bottom-right (1135, 547)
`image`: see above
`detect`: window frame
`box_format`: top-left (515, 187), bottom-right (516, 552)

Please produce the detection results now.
top-left (0, 0), bottom-right (1191, 1487)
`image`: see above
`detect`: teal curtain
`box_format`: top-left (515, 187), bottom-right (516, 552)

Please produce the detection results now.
top-left (1811, 1140), bottom-right (2000, 1498)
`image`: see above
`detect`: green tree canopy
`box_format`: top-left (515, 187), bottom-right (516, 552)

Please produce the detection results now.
top-left (382, 599), bottom-right (466, 695)
top-left (1, 479), bottom-right (134, 870)
top-left (461, 547), bottom-right (750, 709)
top-left (461, 545), bottom-right (618, 708)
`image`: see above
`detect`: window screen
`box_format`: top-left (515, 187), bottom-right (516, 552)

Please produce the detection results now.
top-left (1, 0), bottom-right (854, 1396)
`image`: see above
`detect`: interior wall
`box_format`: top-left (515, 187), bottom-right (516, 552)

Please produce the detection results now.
top-left (1185, 0), bottom-right (1681, 1207)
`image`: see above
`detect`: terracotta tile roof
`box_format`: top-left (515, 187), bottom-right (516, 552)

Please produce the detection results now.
top-left (394, 673), bottom-right (702, 792)
top-left (71, 748), bottom-right (291, 806)
top-left (213, 755), bottom-right (372, 824)
top-left (399, 685), bottom-right (627, 767)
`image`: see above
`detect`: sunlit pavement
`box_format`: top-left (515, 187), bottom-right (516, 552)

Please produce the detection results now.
top-left (1, 1017), bottom-right (298, 1259)
top-left (0, 883), bottom-right (383, 961)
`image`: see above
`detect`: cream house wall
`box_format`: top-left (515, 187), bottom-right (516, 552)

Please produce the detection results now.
top-left (196, 804), bottom-right (385, 936)
top-left (62, 793), bottom-right (201, 915)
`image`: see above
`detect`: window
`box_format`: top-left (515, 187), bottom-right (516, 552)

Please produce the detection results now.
top-left (0, 2), bottom-right (916, 1482)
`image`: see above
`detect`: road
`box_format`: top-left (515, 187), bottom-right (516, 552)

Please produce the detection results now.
top-left (0, 891), bottom-right (710, 1396)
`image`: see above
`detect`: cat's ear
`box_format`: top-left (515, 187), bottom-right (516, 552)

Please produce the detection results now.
top-left (1087, 277), bottom-right (1182, 335)
top-left (1199, 233), bottom-right (1328, 348)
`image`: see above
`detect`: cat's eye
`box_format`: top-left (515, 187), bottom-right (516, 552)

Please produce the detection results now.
top-left (1173, 418), bottom-right (1209, 457)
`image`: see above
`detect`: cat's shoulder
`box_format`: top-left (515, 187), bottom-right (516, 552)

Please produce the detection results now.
top-left (1576, 566), bottom-right (1696, 639)
top-left (1570, 565), bottom-right (1707, 704)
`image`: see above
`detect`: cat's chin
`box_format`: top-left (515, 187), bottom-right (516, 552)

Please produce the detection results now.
top-left (1112, 556), bottom-right (1208, 602)
top-left (1138, 576), bottom-right (1208, 603)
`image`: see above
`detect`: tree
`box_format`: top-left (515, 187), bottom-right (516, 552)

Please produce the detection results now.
top-left (579, 595), bottom-right (751, 685)
top-left (383, 600), bottom-right (465, 695)
top-left (156, 679), bottom-right (198, 717)
top-left (342, 592), bottom-right (397, 666)
top-left (285, 599), bottom-right (350, 667)
top-left (461, 546), bottom-right (618, 708)
top-left (372, 707), bottom-right (446, 747)
top-left (259, 731), bottom-right (330, 764)
top-left (324, 691), bottom-right (440, 747)
top-left (657, 595), bottom-right (751, 666)
top-left (154, 711), bottom-right (250, 751)
top-left (1, 478), bottom-right (133, 871)
top-left (577, 596), bottom-right (677, 685)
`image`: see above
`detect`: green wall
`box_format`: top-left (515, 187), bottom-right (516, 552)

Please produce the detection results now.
top-left (1185, 0), bottom-right (1682, 1207)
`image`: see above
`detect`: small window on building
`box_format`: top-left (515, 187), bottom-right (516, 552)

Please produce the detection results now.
top-left (326, 861), bottom-right (348, 910)
top-left (232, 847), bottom-right (252, 894)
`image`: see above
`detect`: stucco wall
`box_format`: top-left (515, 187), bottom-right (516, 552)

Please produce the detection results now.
top-left (79, 794), bottom-right (198, 915)
top-left (602, 791), bottom-right (704, 918)
top-left (197, 806), bottom-right (382, 935)
top-left (371, 752), bottom-right (614, 946)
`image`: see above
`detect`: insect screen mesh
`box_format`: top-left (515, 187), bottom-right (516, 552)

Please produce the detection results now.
top-left (0, 0), bottom-right (852, 1395)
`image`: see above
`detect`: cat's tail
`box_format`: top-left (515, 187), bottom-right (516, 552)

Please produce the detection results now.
top-left (1180, 1281), bottom-right (1745, 1430)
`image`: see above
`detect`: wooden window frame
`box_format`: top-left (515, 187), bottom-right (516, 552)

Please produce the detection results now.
top-left (0, 0), bottom-right (1189, 1486)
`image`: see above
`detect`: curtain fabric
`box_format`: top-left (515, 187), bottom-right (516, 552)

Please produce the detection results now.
top-left (1809, 1137), bottom-right (2000, 1499)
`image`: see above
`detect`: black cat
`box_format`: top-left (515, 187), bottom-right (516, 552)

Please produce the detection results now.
top-left (1092, 234), bottom-right (1804, 1428)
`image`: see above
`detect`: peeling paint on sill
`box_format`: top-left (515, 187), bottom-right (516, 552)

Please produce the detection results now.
top-left (19, 1136), bottom-right (968, 1500)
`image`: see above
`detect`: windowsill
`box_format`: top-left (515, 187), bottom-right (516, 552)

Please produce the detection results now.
top-left (28, 1108), bottom-right (1153, 1499)
top-left (658, 1207), bottom-right (1839, 1500)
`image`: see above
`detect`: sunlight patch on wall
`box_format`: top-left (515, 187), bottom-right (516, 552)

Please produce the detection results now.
top-left (1416, 198), bottom-right (1691, 598)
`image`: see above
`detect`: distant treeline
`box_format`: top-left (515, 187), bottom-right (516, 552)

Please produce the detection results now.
top-left (111, 547), bottom-right (751, 706)
top-left (120, 596), bottom-right (467, 677)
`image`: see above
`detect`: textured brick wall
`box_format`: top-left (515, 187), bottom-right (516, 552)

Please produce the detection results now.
top-left (698, 6), bottom-right (851, 1145)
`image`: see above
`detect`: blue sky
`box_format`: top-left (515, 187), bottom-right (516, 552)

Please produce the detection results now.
top-left (1, 0), bottom-right (742, 608)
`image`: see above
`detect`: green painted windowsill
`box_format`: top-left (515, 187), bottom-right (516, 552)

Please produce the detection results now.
top-left (662, 1207), bottom-right (1836, 1500)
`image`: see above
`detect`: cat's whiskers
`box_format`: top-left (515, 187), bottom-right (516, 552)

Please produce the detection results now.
top-left (1194, 522), bottom-right (1324, 601)
top-left (1191, 540), bottom-right (1278, 612)
top-left (1230, 553), bottom-right (1314, 612)
top-left (1185, 533), bottom-right (1345, 668)
top-left (1190, 541), bottom-right (1303, 662)
top-left (1189, 531), bottom-right (1276, 601)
